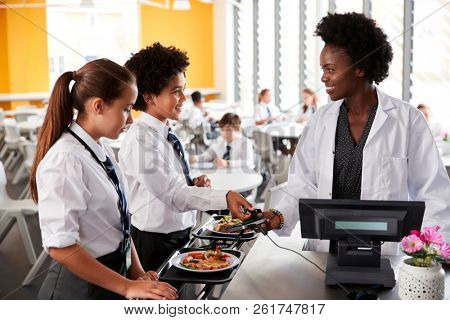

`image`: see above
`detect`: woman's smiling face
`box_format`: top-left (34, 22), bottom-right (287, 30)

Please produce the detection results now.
top-left (320, 44), bottom-right (363, 101)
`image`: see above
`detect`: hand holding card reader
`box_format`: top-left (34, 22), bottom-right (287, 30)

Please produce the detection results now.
top-left (227, 208), bottom-right (267, 234)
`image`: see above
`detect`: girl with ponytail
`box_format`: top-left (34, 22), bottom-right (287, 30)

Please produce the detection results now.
top-left (31, 59), bottom-right (177, 300)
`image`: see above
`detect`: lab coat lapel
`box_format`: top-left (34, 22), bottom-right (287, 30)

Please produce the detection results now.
top-left (318, 101), bottom-right (341, 198)
top-left (364, 88), bottom-right (396, 148)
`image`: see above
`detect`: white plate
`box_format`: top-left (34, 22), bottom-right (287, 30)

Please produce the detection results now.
top-left (190, 162), bottom-right (215, 169)
top-left (205, 219), bottom-right (255, 235)
top-left (171, 251), bottom-right (240, 273)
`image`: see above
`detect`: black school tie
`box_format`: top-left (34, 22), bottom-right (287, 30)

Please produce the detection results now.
top-left (266, 105), bottom-right (272, 124)
top-left (222, 145), bottom-right (231, 161)
top-left (167, 129), bottom-right (194, 186)
top-left (102, 156), bottom-right (130, 234)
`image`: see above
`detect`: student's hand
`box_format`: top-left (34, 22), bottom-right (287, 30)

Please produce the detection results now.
top-left (226, 191), bottom-right (254, 220)
top-left (125, 279), bottom-right (178, 300)
top-left (193, 175), bottom-right (211, 187)
top-left (214, 158), bottom-right (229, 168)
top-left (188, 154), bottom-right (197, 164)
top-left (137, 270), bottom-right (159, 281)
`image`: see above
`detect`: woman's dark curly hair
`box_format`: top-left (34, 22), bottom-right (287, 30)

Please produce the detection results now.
top-left (315, 12), bottom-right (393, 84)
top-left (124, 42), bottom-right (190, 111)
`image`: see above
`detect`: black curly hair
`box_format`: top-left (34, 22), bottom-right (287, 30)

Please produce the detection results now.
top-left (315, 12), bottom-right (393, 84)
top-left (124, 42), bottom-right (190, 111)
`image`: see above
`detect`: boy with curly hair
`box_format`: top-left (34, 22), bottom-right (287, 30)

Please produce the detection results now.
top-left (119, 43), bottom-right (252, 270)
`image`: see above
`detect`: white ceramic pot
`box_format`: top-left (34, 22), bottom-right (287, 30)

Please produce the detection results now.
top-left (398, 258), bottom-right (445, 300)
top-left (437, 140), bottom-right (450, 155)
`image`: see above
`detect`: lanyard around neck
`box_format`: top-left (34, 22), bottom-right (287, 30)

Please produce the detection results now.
top-left (66, 128), bottom-right (130, 235)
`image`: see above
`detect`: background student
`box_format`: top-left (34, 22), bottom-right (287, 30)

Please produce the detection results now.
top-left (120, 43), bottom-right (253, 271)
top-left (296, 88), bottom-right (318, 124)
top-left (30, 59), bottom-right (177, 300)
top-left (254, 89), bottom-right (282, 126)
top-left (188, 91), bottom-right (207, 130)
top-left (189, 112), bottom-right (254, 170)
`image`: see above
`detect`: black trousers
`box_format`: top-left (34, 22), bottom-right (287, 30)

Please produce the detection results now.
top-left (131, 226), bottom-right (191, 272)
top-left (38, 244), bottom-right (126, 300)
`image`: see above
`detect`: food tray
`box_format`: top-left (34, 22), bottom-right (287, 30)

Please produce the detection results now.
top-left (159, 247), bottom-right (244, 284)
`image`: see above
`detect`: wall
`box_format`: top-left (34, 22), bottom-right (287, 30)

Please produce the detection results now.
top-left (139, 0), bottom-right (214, 89)
top-left (0, 0), bottom-right (49, 109)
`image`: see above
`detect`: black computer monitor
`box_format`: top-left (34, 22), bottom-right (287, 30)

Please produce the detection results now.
top-left (299, 199), bottom-right (425, 242)
top-left (298, 199), bottom-right (425, 287)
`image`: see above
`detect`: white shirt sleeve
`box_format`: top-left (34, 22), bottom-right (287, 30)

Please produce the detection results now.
top-left (272, 118), bottom-right (319, 236)
top-left (122, 132), bottom-right (228, 213)
top-left (189, 108), bottom-right (205, 130)
top-left (254, 104), bottom-right (266, 122)
top-left (229, 137), bottom-right (255, 170)
top-left (37, 153), bottom-right (91, 252)
top-left (407, 113), bottom-right (450, 241)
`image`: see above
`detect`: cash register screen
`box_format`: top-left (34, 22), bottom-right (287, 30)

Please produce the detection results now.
top-left (334, 221), bottom-right (388, 231)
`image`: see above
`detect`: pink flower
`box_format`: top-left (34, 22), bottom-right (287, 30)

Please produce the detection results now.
top-left (440, 243), bottom-right (450, 260)
top-left (421, 225), bottom-right (443, 245)
top-left (409, 230), bottom-right (423, 240)
top-left (401, 235), bottom-right (424, 254)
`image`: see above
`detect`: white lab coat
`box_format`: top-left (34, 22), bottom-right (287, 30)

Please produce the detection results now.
top-left (274, 87), bottom-right (450, 254)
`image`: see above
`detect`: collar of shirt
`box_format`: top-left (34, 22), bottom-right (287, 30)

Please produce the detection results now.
top-left (138, 111), bottom-right (170, 138)
top-left (69, 121), bottom-right (107, 162)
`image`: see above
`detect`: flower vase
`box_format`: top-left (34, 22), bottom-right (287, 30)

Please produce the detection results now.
top-left (398, 258), bottom-right (445, 300)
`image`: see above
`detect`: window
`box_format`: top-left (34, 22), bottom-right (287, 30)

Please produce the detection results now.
top-left (304, 0), bottom-right (329, 107)
top-left (335, 0), bottom-right (363, 14)
top-left (235, 0), bottom-right (254, 116)
top-left (233, 0), bottom-right (448, 128)
top-left (279, 0), bottom-right (300, 113)
top-left (46, 0), bottom-right (139, 90)
top-left (410, 0), bottom-right (450, 131)
top-left (372, 0), bottom-right (404, 99)
top-left (256, 0), bottom-right (275, 96)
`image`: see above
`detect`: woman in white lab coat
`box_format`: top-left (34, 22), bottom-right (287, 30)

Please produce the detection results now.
top-left (260, 12), bottom-right (450, 252)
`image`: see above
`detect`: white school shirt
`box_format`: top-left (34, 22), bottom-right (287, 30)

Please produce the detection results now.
top-left (192, 135), bottom-right (255, 170)
top-left (37, 122), bottom-right (126, 258)
top-left (188, 106), bottom-right (205, 130)
top-left (254, 103), bottom-right (281, 122)
top-left (118, 112), bottom-right (228, 233)
top-left (273, 87), bottom-right (450, 253)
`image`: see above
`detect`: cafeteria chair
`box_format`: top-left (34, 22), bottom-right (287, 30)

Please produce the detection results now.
top-left (0, 109), bottom-right (6, 155)
top-left (252, 130), bottom-right (282, 175)
top-left (14, 139), bottom-right (36, 190)
top-left (0, 161), bottom-right (40, 265)
top-left (1, 120), bottom-right (26, 170)
top-left (0, 161), bottom-right (46, 285)
top-left (174, 122), bottom-right (196, 153)
top-left (260, 155), bottom-right (291, 201)
top-left (15, 112), bottom-right (37, 123)
top-left (15, 105), bottom-right (37, 111)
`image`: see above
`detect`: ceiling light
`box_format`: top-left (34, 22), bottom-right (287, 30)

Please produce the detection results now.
top-left (173, 0), bottom-right (191, 10)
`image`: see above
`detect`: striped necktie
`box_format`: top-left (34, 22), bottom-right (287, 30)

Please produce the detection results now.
top-left (167, 129), bottom-right (194, 186)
